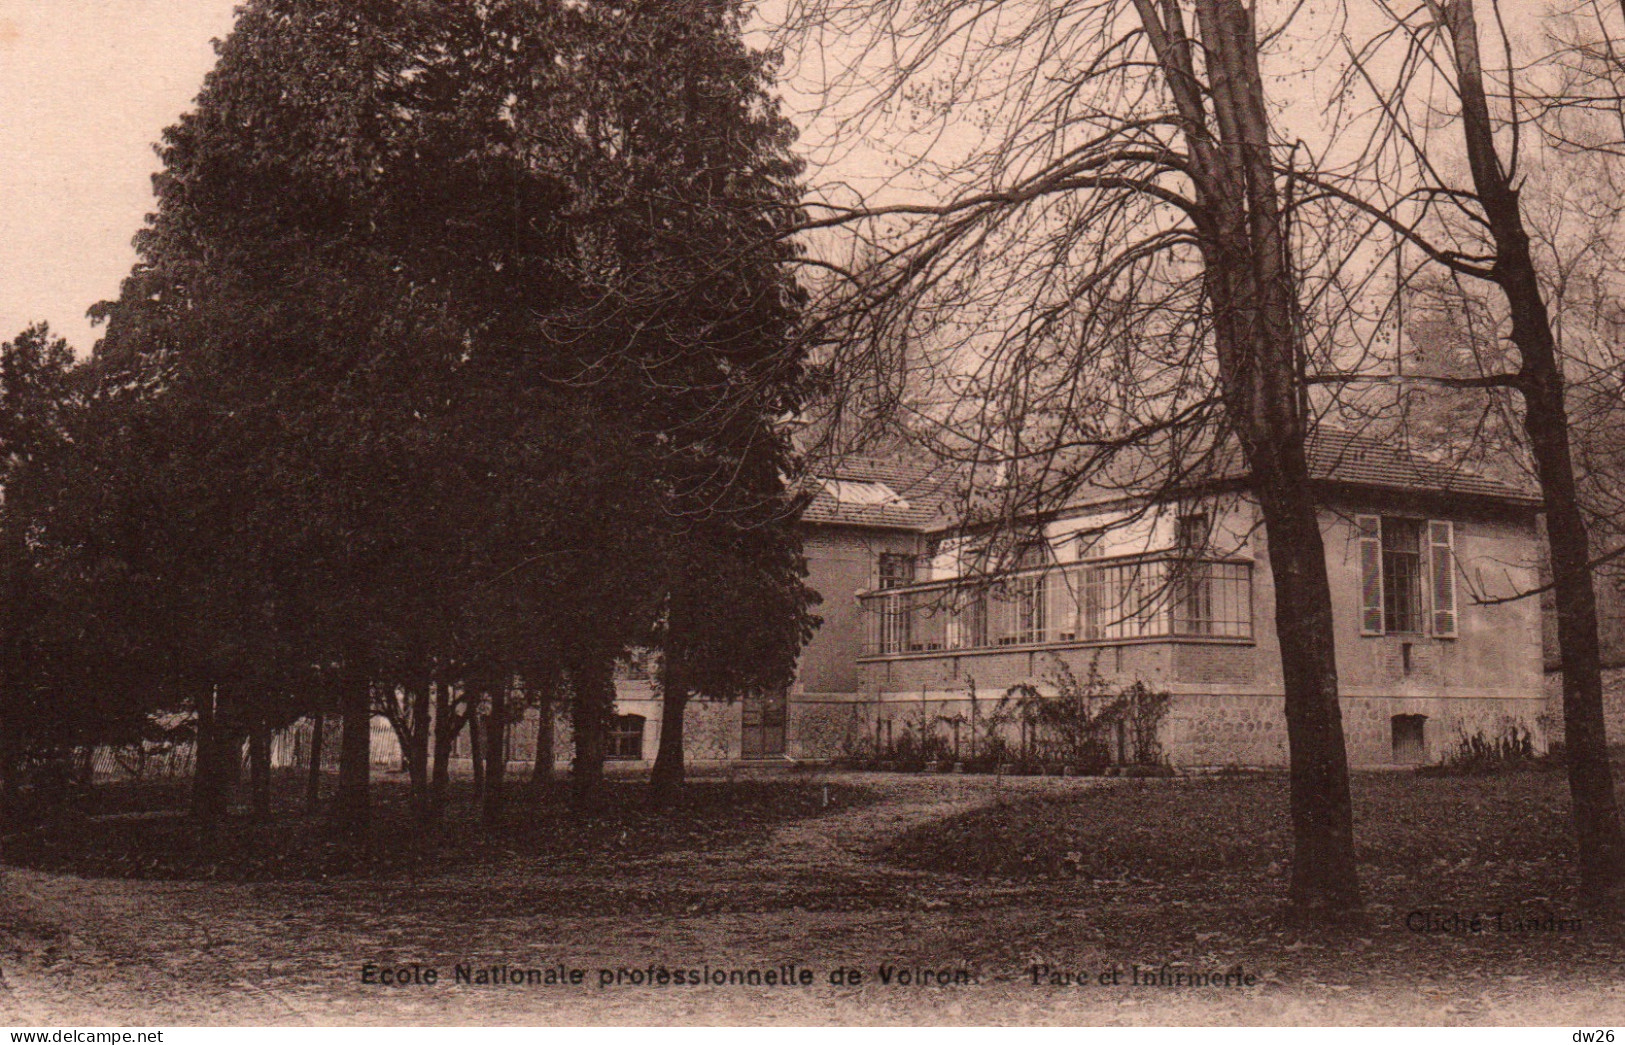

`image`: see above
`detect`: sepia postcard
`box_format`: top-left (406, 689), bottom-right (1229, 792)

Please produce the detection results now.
top-left (2, 0), bottom-right (1624, 1029)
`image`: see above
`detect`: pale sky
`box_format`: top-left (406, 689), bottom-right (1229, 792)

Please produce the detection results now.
top-left (0, 0), bottom-right (240, 354)
top-left (0, 0), bottom-right (1561, 360)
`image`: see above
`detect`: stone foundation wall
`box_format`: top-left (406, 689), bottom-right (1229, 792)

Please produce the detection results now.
top-left (1164, 695), bottom-right (1284, 765)
top-left (1543, 668), bottom-right (1625, 747)
top-left (843, 689), bottom-right (1548, 769)
top-left (437, 680), bottom-right (1551, 771)
top-left (1169, 693), bottom-right (1548, 768)
top-left (788, 698), bottom-right (871, 760)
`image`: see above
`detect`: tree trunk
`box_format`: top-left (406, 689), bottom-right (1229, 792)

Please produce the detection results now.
top-left (1135, 0), bottom-right (1363, 919)
top-left (192, 684), bottom-right (229, 841)
top-left (333, 667), bottom-right (371, 832)
top-left (249, 718), bottom-right (272, 821)
top-left (305, 708), bottom-right (325, 813)
top-left (406, 681), bottom-right (432, 820)
top-left (570, 657), bottom-right (615, 811)
top-left (0, 562), bottom-right (20, 839)
top-left (532, 684), bottom-right (555, 788)
top-left (483, 680), bottom-right (507, 828)
top-left (1124, 0), bottom-right (1365, 923)
top-left (1437, 0), bottom-right (1625, 904)
top-left (431, 680), bottom-right (455, 812)
top-left (469, 709), bottom-right (486, 800)
top-left (1250, 450), bottom-right (1362, 917)
top-left (219, 728), bottom-right (245, 791)
top-left (0, 690), bottom-right (12, 837)
top-left (1532, 384), bottom-right (1625, 902)
top-left (650, 687), bottom-right (689, 804)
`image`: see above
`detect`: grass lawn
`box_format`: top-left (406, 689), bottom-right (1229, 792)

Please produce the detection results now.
top-left (0, 771), bottom-right (875, 882)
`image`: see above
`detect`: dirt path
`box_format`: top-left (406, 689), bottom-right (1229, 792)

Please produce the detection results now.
top-left (0, 772), bottom-right (1018, 1024)
top-left (3, 772), bottom-right (1623, 1026)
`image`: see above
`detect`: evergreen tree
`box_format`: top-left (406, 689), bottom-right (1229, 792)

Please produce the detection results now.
top-left (87, 0), bottom-right (812, 827)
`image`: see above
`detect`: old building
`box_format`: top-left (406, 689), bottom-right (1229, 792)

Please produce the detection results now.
top-left (531, 453), bottom-right (957, 765)
top-left (847, 430), bottom-right (1548, 769)
top-left (493, 429), bottom-right (1546, 771)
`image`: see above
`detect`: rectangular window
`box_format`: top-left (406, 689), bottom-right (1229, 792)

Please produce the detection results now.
top-left (1081, 567), bottom-right (1103, 640)
top-left (1083, 561), bottom-right (1164, 640)
top-left (741, 691), bottom-right (787, 758)
top-left (607, 714), bottom-right (646, 760)
top-left (1175, 513), bottom-right (1209, 554)
top-left (1174, 561), bottom-right (1215, 636)
top-left (1014, 572), bottom-right (1047, 644)
top-left (874, 553), bottom-right (918, 653)
top-left (879, 592), bottom-right (912, 653)
top-left (1360, 516), bottom-right (1453, 636)
top-left (995, 572), bottom-right (1049, 645)
top-left (1171, 561), bottom-right (1251, 638)
top-left (1382, 518), bottom-right (1425, 633)
top-left (878, 552), bottom-right (916, 589)
top-left (950, 589), bottom-right (988, 649)
top-left (1391, 714), bottom-right (1427, 764)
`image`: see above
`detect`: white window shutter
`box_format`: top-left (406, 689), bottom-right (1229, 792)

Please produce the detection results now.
top-left (1430, 520), bottom-right (1457, 637)
top-left (1357, 515), bottom-right (1384, 635)
top-left (1081, 567), bottom-right (1099, 641)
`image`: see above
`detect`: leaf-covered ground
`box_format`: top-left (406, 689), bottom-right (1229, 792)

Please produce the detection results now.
top-left (3, 769), bottom-right (1623, 1025)
top-left (0, 773), bottom-right (874, 882)
top-left (883, 769), bottom-right (1579, 911)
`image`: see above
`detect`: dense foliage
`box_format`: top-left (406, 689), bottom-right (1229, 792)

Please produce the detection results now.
top-left (0, 0), bottom-right (815, 831)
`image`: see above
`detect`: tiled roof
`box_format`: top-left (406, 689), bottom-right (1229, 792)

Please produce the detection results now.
top-left (801, 430), bottom-right (1538, 533)
top-left (1302, 429), bottom-right (1539, 504)
top-left (799, 455), bottom-right (959, 530)
top-left (1066, 428), bottom-right (1540, 508)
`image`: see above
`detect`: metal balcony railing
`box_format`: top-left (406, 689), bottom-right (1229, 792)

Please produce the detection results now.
top-left (859, 554), bottom-right (1253, 657)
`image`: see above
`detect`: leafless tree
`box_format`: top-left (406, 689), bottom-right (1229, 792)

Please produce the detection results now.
top-left (1314, 0), bottom-right (1625, 903)
top-left (778, 0), bottom-right (1364, 920)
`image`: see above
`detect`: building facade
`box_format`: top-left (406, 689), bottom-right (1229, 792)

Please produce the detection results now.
top-left (536, 455), bottom-right (951, 766)
top-left (844, 433), bottom-right (1547, 769)
top-left (496, 431), bottom-right (1548, 771)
